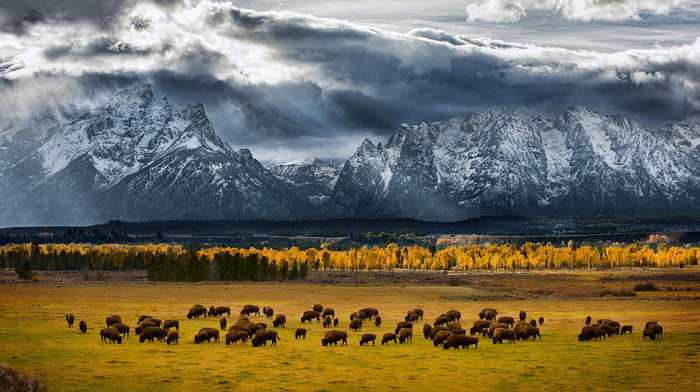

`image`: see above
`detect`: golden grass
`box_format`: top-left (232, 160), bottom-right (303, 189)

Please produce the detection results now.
top-left (0, 277), bottom-right (699, 392)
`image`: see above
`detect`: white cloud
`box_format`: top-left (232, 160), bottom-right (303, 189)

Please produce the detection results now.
top-left (466, 0), bottom-right (688, 22)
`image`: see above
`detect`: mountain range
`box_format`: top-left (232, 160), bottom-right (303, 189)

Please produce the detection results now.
top-left (1, 85), bottom-right (699, 226)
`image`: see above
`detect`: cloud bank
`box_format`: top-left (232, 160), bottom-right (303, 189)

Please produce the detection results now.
top-left (1, 1), bottom-right (699, 162)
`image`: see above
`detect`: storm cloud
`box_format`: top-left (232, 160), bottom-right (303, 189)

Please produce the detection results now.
top-left (1, 1), bottom-right (699, 162)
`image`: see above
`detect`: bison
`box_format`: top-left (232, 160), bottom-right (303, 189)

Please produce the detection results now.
top-left (487, 323), bottom-right (510, 338)
top-left (381, 333), bottom-right (397, 345)
top-left (394, 322), bottom-right (412, 334)
top-left (66, 313), bottom-right (75, 328)
top-left (322, 308), bottom-right (335, 318)
top-left (578, 326), bottom-right (605, 342)
top-left (350, 319), bottom-right (363, 332)
top-left (651, 324), bottom-right (663, 339)
top-left (359, 333), bottom-right (376, 346)
top-left (585, 315), bottom-right (592, 326)
top-left (350, 312), bottom-right (359, 321)
top-left (621, 325), bottom-right (633, 335)
top-left (220, 317), bottom-right (227, 331)
top-left (405, 310), bottom-right (416, 322)
top-left (187, 305), bottom-right (208, 319)
top-left (538, 316), bottom-right (544, 325)
top-left (443, 334), bottom-right (479, 350)
top-left (423, 323), bottom-right (433, 339)
top-left (105, 315), bottom-right (122, 328)
top-left (446, 310), bottom-right (461, 322)
top-left (398, 328), bottom-right (413, 343)
top-left (163, 319), bottom-right (179, 331)
top-left (645, 321), bottom-right (658, 329)
top-left (429, 326), bottom-right (449, 340)
top-left (313, 304), bottom-right (324, 313)
top-left (519, 310), bottom-right (526, 323)
top-left (252, 329), bottom-right (279, 347)
top-left (434, 316), bottom-right (450, 327)
top-left (643, 328), bottom-right (656, 341)
top-left (478, 308), bottom-right (498, 321)
top-left (137, 315), bottom-right (152, 324)
top-left (100, 328), bottom-right (122, 344)
top-left (295, 328), bottom-right (307, 339)
top-left (240, 305), bottom-right (260, 316)
top-left (497, 317), bottom-right (515, 327)
top-left (79, 319), bottom-right (87, 334)
top-left (374, 315), bottom-right (382, 327)
top-left (166, 330), bottom-right (179, 345)
top-left (301, 310), bottom-right (321, 323)
top-left (273, 314), bottom-right (287, 328)
top-left (470, 320), bottom-right (492, 336)
top-left (112, 323), bottom-right (130, 339)
top-left (140, 326), bottom-right (167, 343)
top-left (263, 306), bottom-right (274, 319)
top-left (529, 319), bottom-right (537, 327)
top-left (225, 330), bottom-right (249, 345)
top-left (321, 330), bottom-right (348, 346)
top-left (359, 308), bottom-right (379, 320)
top-left (135, 320), bottom-right (157, 335)
top-left (210, 306), bottom-right (231, 317)
top-left (323, 315), bottom-right (333, 328)
top-left (433, 330), bottom-right (453, 347)
top-left (194, 328), bottom-right (220, 343)
top-left (412, 308), bottom-right (424, 319)
top-left (333, 318), bottom-right (339, 327)
top-left (407, 313), bottom-right (420, 323)
top-left (492, 328), bottom-right (516, 344)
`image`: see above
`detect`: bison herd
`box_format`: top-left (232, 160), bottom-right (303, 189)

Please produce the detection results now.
top-left (64, 303), bottom-right (668, 349)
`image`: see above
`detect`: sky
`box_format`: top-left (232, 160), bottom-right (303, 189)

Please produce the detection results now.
top-left (1, 0), bottom-right (699, 163)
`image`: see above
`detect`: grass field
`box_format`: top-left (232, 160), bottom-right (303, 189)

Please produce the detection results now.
top-left (1, 270), bottom-right (699, 392)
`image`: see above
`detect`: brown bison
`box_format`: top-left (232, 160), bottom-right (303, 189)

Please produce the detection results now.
top-left (529, 319), bottom-right (537, 327)
top-left (321, 330), bottom-right (348, 346)
top-left (66, 313), bottom-right (75, 328)
top-left (492, 328), bottom-right (516, 344)
top-left (497, 317), bottom-right (515, 327)
top-left (322, 308), bottom-right (335, 318)
top-left (301, 310), bottom-right (321, 323)
top-left (394, 322), bottom-right (413, 334)
top-left (220, 317), bottom-right (227, 331)
top-left (645, 321), bottom-right (658, 329)
top-left (252, 329), bottom-right (279, 347)
top-left (381, 332), bottom-right (397, 345)
top-left (163, 319), bottom-right (179, 331)
top-left (407, 313), bottom-right (420, 323)
top-left (429, 326), bottom-right (449, 339)
top-left (135, 320), bottom-right (158, 335)
top-left (423, 323), bottom-right (433, 339)
top-left (621, 325), bottom-right (633, 335)
top-left (398, 328), bottom-right (413, 343)
top-left (350, 319), bottom-right (363, 332)
top-left (434, 316), bottom-right (450, 327)
top-left (166, 330), bottom-right (179, 345)
top-left (515, 325), bottom-right (541, 341)
top-left (433, 330), bottom-right (453, 347)
top-left (313, 304), bottom-right (324, 313)
top-left (585, 315), bottom-right (592, 325)
top-left (350, 312), bottom-right (359, 321)
top-left (412, 308), bottom-right (424, 319)
top-left (100, 328), bottom-right (122, 344)
top-left (333, 318), bottom-right (339, 327)
top-left (642, 328), bottom-right (656, 341)
top-left (651, 324), bottom-right (663, 339)
top-left (538, 316), bottom-right (544, 325)
top-left (105, 315), bottom-right (122, 328)
top-left (487, 323), bottom-right (510, 338)
top-left (323, 315), bottom-right (333, 328)
top-left (470, 320), bottom-right (492, 336)
top-left (519, 310), bottom-right (526, 323)
top-left (112, 323), bottom-right (130, 339)
top-left (137, 315), bottom-right (152, 324)
top-left (374, 315), bottom-right (382, 327)
top-left (262, 306), bottom-right (274, 319)
top-left (225, 330), bottom-right (249, 345)
top-left (240, 305), bottom-right (260, 316)
top-left (578, 326), bottom-right (605, 342)
top-left (140, 326), bottom-right (167, 343)
top-left (194, 328), bottom-right (220, 343)
top-left (295, 328), bottom-right (307, 339)
top-left (359, 308), bottom-right (379, 320)
top-left (210, 306), bottom-right (231, 317)
top-left (79, 319), bottom-right (87, 334)
top-left (359, 333), bottom-right (376, 346)
top-left (405, 310), bottom-right (416, 322)
top-left (478, 308), bottom-right (498, 321)
top-left (446, 310), bottom-right (461, 322)
top-left (443, 334), bottom-right (479, 350)
top-left (446, 322), bottom-right (462, 330)
top-left (187, 305), bottom-right (208, 319)
top-left (273, 314), bottom-right (286, 328)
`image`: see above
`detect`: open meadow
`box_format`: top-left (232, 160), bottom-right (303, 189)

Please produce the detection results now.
top-left (1, 269), bottom-right (699, 392)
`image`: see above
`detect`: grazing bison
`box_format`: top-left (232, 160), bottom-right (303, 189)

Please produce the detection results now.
top-left (226, 330), bottom-right (249, 345)
top-left (643, 328), bottom-right (656, 341)
top-left (321, 330), bottom-right (348, 346)
top-left (470, 321), bottom-right (492, 336)
top-left (313, 304), bottom-right (324, 313)
top-left (621, 325), bottom-right (633, 335)
top-left (301, 310), bottom-right (322, 323)
top-left (66, 313), bottom-right (75, 328)
top-left (645, 321), bottom-right (658, 330)
top-left (252, 329), bottom-right (279, 347)
top-left (651, 324), bottom-right (663, 339)
top-left (295, 328), bottom-right (307, 339)
top-left (359, 333), bottom-right (376, 346)
top-left (263, 306), bottom-right (274, 319)
top-left (478, 308), bottom-right (498, 321)
top-left (100, 328), bottom-right (123, 344)
top-left (446, 322), bottom-right (462, 330)
top-left (585, 316), bottom-right (592, 326)
top-left (273, 314), bottom-right (287, 328)
top-left (112, 323), bottom-right (130, 339)
top-left (105, 315), bottom-right (122, 328)
top-left (529, 319), bottom-right (537, 327)
top-left (492, 328), bottom-right (516, 344)
top-left (333, 318), bottom-right (339, 327)
top-left (381, 333), bottom-right (398, 345)
top-left (135, 320), bottom-right (157, 335)
top-left (423, 323), bottom-right (433, 339)
top-left (487, 323), bottom-right (510, 338)
top-left (394, 322), bottom-right (413, 334)
top-left (359, 308), bottom-right (379, 320)
top-left (538, 316), bottom-right (544, 325)
top-left (516, 325), bottom-right (541, 341)
top-left (220, 317), bottom-right (227, 331)
top-left (194, 328), bottom-right (220, 343)
top-left (79, 319), bottom-right (87, 334)
top-left (350, 312), bottom-right (359, 321)
top-left (138, 315), bottom-right (153, 324)
top-left (434, 316), bottom-right (450, 327)
top-left (350, 319), bottom-right (363, 332)
top-left (140, 326), bottom-right (167, 343)
top-left (210, 306), bottom-right (231, 317)
top-left (407, 313), bottom-right (420, 323)
top-left (187, 305), bottom-right (208, 319)
top-left (166, 330), bottom-right (179, 345)
top-left (405, 310), bottom-right (416, 322)
top-left (498, 317), bottom-right (515, 327)
top-left (433, 330), bottom-right (453, 347)
top-left (413, 308), bottom-right (424, 319)
top-left (429, 326), bottom-right (449, 340)
top-left (443, 334), bottom-right (479, 350)
top-left (322, 308), bottom-right (335, 318)
top-left (578, 326), bottom-right (605, 342)
top-left (398, 328), bottom-right (413, 343)
top-left (446, 310), bottom-right (461, 322)
top-left (374, 315), bottom-right (382, 327)
top-left (323, 315), bottom-right (333, 328)
top-left (240, 305), bottom-right (260, 316)
top-left (519, 310), bottom-right (526, 323)
top-left (163, 319), bottom-right (179, 331)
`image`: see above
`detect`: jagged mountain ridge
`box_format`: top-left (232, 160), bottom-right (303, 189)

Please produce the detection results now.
top-left (269, 158), bottom-right (343, 205)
